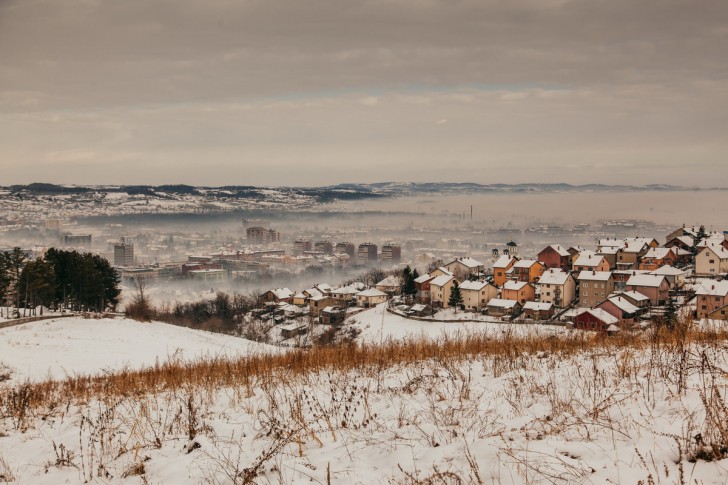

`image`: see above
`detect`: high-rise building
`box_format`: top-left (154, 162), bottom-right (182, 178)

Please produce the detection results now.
top-left (357, 243), bottom-right (378, 263)
top-left (335, 242), bottom-right (356, 257)
top-left (114, 243), bottom-right (134, 267)
top-left (293, 239), bottom-right (312, 255)
top-left (246, 227), bottom-right (280, 245)
top-left (314, 241), bottom-right (334, 254)
top-left (63, 234), bottom-right (92, 247)
top-left (381, 244), bottom-right (402, 263)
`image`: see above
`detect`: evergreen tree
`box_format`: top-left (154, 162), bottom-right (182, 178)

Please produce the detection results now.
top-left (448, 281), bottom-right (463, 311)
top-left (664, 294), bottom-right (678, 330)
top-left (402, 265), bottom-right (417, 301)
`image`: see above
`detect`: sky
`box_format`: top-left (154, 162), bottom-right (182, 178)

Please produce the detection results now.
top-left (1, 0), bottom-right (727, 187)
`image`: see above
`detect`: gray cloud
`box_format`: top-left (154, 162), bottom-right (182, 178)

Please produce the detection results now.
top-left (1, 0), bottom-right (726, 185)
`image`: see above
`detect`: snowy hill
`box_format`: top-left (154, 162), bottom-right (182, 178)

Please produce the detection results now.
top-left (0, 317), bottom-right (279, 382)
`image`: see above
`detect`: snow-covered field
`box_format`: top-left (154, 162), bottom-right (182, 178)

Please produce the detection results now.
top-left (2, 310), bottom-right (728, 484)
top-left (2, 332), bottom-right (728, 483)
top-left (0, 317), bottom-right (279, 382)
top-left (348, 303), bottom-right (569, 343)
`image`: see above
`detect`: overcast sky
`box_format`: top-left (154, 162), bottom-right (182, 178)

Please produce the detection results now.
top-left (1, 0), bottom-right (727, 187)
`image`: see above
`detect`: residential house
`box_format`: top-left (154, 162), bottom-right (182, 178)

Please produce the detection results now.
top-left (356, 288), bottom-right (388, 308)
top-left (259, 288), bottom-right (294, 304)
top-left (414, 273), bottom-right (435, 303)
top-left (502, 280), bottom-right (536, 305)
top-left (375, 275), bottom-right (402, 295)
top-left (650, 265), bottom-right (686, 289)
top-left (293, 287), bottom-right (323, 306)
top-left (523, 301), bottom-right (555, 320)
top-left (573, 308), bottom-right (620, 332)
top-left (695, 280), bottom-right (728, 319)
top-left (492, 255), bottom-right (518, 287)
top-left (320, 306), bottom-right (348, 325)
top-left (577, 271), bottom-right (614, 308)
top-left (638, 247), bottom-right (677, 271)
top-left (537, 245), bottom-right (571, 272)
top-left (459, 280), bottom-right (498, 311)
top-left (444, 257), bottom-right (484, 280)
top-left (621, 290), bottom-right (651, 309)
top-left (596, 296), bottom-right (643, 326)
top-left (537, 269), bottom-right (576, 308)
top-left (695, 246), bottom-right (728, 276)
top-left (625, 274), bottom-right (670, 306)
top-left (329, 285), bottom-right (361, 307)
top-left (573, 252), bottom-right (611, 273)
top-left (309, 295), bottom-right (336, 316)
top-left (612, 269), bottom-right (650, 292)
top-left (429, 274), bottom-right (459, 308)
top-left (512, 259), bottom-right (546, 283)
top-left (665, 235), bottom-right (694, 252)
top-left (597, 247), bottom-right (620, 270)
top-left (487, 299), bottom-right (521, 318)
top-left (616, 240), bottom-right (649, 269)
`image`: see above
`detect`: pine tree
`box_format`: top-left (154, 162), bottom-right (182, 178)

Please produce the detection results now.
top-left (448, 281), bottom-right (463, 312)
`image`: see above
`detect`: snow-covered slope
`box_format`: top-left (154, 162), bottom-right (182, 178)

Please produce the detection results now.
top-left (0, 317), bottom-right (279, 382)
top-left (347, 303), bottom-right (568, 343)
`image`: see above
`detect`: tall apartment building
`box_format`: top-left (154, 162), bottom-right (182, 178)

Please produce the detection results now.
top-left (357, 243), bottom-right (378, 264)
top-left (335, 242), bottom-right (356, 257)
top-left (246, 226), bottom-right (280, 245)
top-left (114, 243), bottom-right (135, 267)
top-left (380, 244), bottom-right (401, 263)
top-left (64, 234), bottom-right (92, 247)
top-left (293, 239), bottom-right (312, 255)
top-left (314, 241), bottom-right (334, 254)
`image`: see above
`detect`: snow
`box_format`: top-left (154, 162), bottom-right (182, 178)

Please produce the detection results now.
top-left (3, 328), bottom-right (728, 484)
top-left (348, 304), bottom-right (565, 342)
top-left (0, 317), bottom-right (279, 382)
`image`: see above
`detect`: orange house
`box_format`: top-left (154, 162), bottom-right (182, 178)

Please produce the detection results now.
top-left (512, 259), bottom-right (546, 283)
top-left (502, 280), bottom-right (536, 304)
top-left (638, 247), bottom-right (677, 271)
top-left (493, 255), bottom-right (518, 287)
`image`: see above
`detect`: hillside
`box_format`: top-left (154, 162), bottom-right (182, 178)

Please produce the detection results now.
top-left (0, 317), bottom-right (279, 383)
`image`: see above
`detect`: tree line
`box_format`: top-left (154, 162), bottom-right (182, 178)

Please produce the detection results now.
top-left (0, 247), bottom-right (121, 318)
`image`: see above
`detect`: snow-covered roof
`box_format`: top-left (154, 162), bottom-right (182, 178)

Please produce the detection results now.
top-left (410, 304), bottom-right (427, 312)
top-left (698, 245), bottom-right (728, 259)
top-left (622, 240), bottom-right (648, 254)
top-left (330, 286), bottom-right (360, 296)
top-left (487, 298), bottom-right (518, 309)
top-left (642, 247), bottom-right (673, 260)
top-left (622, 290), bottom-right (649, 302)
top-left (674, 235), bottom-right (694, 247)
top-left (493, 255), bottom-right (517, 269)
top-left (376, 275), bottom-right (401, 287)
top-left (430, 274), bottom-right (455, 287)
top-left (574, 252), bottom-right (605, 267)
top-left (626, 274), bottom-right (666, 288)
top-left (694, 280), bottom-right (728, 297)
top-left (577, 308), bottom-right (619, 325)
top-left (598, 247), bottom-right (620, 255)
top-left (513, 259), bottom-right (540, 269)
top-left (304, 288), bottom-right (323, 298)
top-left (357, 288), bottom-right (388, 298)
top-left (503, 280), bottom-right (529, 291)
top-left (270, 288), bottom-right (293, 299)
top-left (650, 265), bottom-right (685, 276)
top-left (523, 301), bottom-right (553, 311)
top-left (598, 238), bottom-right (623, 248)
top-left (603, 296), bottom-right (640, 314)
top-left (537, 269), bottom-right (571, 285)
top-left (448, 257), bottom-right (483, 268)
top-left (459, 280), bottom-right (489, 291)
top-left (540, 245), bottom-right (570, 257)
top-left (414, 273), bottom-right (433, 284)
top-left (577, 271), bottom-right (612, 281)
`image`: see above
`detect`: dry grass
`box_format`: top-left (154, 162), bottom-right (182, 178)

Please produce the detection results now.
top-left (2, 321), bottom-right (727, 416)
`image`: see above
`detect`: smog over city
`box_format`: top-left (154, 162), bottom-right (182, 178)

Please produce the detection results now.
top-left (1, 1), bottom-right (728, 484)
